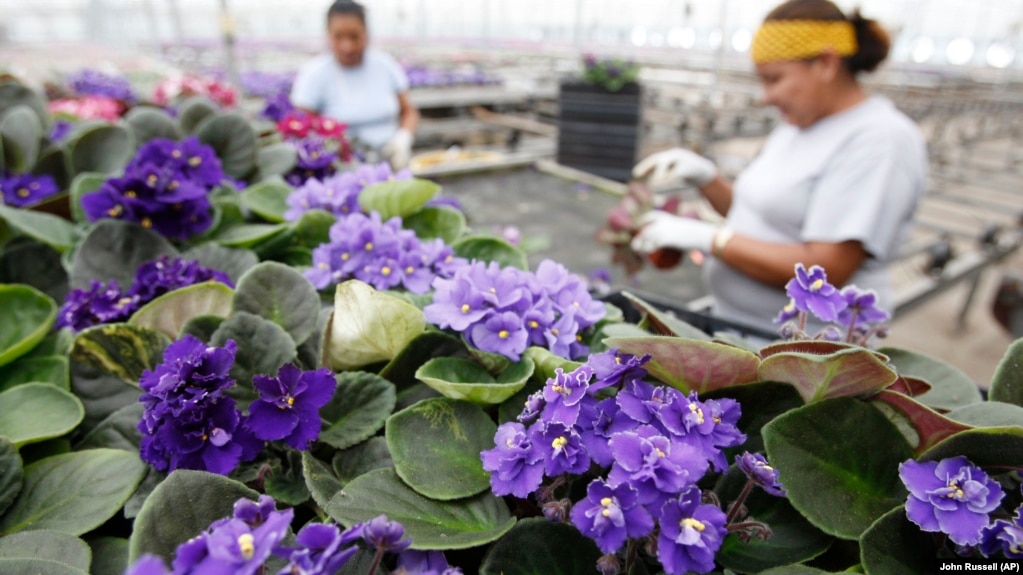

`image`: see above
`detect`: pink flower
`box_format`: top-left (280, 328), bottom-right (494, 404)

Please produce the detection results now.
top-left (47, 96), bottom-right (124, 121)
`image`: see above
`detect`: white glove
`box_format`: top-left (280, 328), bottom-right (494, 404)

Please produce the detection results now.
top-left (631, 211), bottom-right (719, 253)
top-left (632, 148), bottom-right (717, 189)
top-left (381, 128), bottom-right (414, 170)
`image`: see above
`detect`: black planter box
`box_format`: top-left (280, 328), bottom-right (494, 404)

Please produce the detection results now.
top-left (556, 80), bottom-right (642, 182)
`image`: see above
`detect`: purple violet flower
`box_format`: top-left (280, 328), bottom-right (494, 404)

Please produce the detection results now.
top-left (980, 513), bottom-right (1023, 559)
top-left (124, 555), bottom-right (170, 575)
top-left (468, 310), bottom-right (530, 363)
top-left (81, 172), bottom-right (212, 240)
top-left (0, 173), bottom-right (60, 207)
top-left (261, 90), bottom-right (295, 121)
top-left (275, 522), bottom-right (359, 575)
top-left (128, 256), bottom-right (233, 302)
top-left (736, 452), bottom-right (786, 497)
top-left (773, 298), bottom-right (799, 325)
top-left (196, 509), bottom-right (293, 574)
top-left (587, 349), bottom-right (650, 392)
top-left (836, 285), bottom-right (890, 327)
top-left (899, 456), bottom-right (1005, 546)
top-left (49, 119), bottom-right (74, 143)
top-left (657, 488), bottom-right (728, 575)
top-left (67, 68), bottom-right (136, 103)
top-left (533, 421), bottom-right (590, 476)
top-left (361, 515), bottom-right (412, 553)
top-left (249, 364), bottom-right (337, 450)
top-left (480, 422), bottom-right (546, 497)
top-left (607, 425), bottom-right (709, 507)
top-left (784, 264), bottom-right (848, 323)
top-left (233, 494), bottom-right (278, 527)
top-left (395, 550), bottom-right (463, 575)
top-left (137, 336), bottom-right (263, 475)
top-left (56, 280), bottom-right (138, 332)
top-left (569, 478), bottom-right (654, 554)
top-left (127, 136), bottom-right (225, 190)
top-left (541, 365), bottom-right (594, 426)
top-left (658, 393), bottom-right (746, 472)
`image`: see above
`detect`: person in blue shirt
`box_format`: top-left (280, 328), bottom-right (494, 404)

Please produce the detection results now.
top-left (290, 0), bottom-right (420, 168)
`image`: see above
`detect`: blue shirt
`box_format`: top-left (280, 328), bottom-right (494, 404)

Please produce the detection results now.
top-left (290, 48), bottom-right (409, 149)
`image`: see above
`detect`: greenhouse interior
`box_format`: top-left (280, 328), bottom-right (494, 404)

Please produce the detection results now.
top-left (1, 1), bottom-right (1022, 574)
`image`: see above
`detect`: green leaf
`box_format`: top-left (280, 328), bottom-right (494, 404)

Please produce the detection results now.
top-left (69, 324), bottom-right (168, 429)
top-left (451, 236), bottom-right (528, 269)
top-left (326, 468), bottom-right (515, 550)
top-left (122, 468), bottom-right (166, 520)
top-left (0, 205), bottom-right (77, 253)
top-left (0, 437), bottom-right (22, 517)
top-left (324, 280), bottom-right (426, 371)
top-left (403, 206), bottom-right (466, 244)
top-left (378, 331), bottom-right (467, 392)
top-left (69, 220), bottom-right (178, 290)
top-left (302, 452), bottom-right (343, 508)
top-left (241, 178), bottom-right (291, 223)
top-left (359, 178), bottom-right (440, 220)
top-left (0, 383), bottom-right (84, 447)
top-left (619, 291), bottom-right (712, 341)
top-left (320, 371), bottom-right (396, 450)
top-left (180, 315), bottom-right (223, 342)
top-left (74, 403), bottom-right (143, 452)
top-left (233, 261), bottom-right (320, 344)
top-left (32, 146), bottom-right (71, 194)
top-left (522, 346), bottom-right (583, 383)
top-left (210, 312), bottom-right (297, 388)
top-left (287, 208), bottom-right (335, 250)
top-left (858, 506), bottom-right (939, 575)
top-left (264, 450), bottom-right (309, 506)
top-left (0, 82), bottom-right (49, 128)
top-left (87, 537), bottom-right (129, 575)
top-left (181, 243), bottom-right (258, 284)
top-left (479, 517), bottom-right (602, 575)
top-left (0, 559), bottom-right (88, 575)
top-left (758, 567), bottom-right (839, 575)
top-left (869, 390), bottom-right (972, 454)
top-left (332, 437), bottom-right (393, 484)
top-left (947, 401), bottom-right (1023, 427)
top-left (0, 530), bottom-right (91, 571)
top-left (919, 426), bottom-right (1023, 467)
top-left (415, 357), bottom-right (534, 405)
top-left (213, 223), bottom-right (289, 248)
top-left (129, 282), bottom-right (235, 339)
top-left (387, 398), bottom-right (496, 500)
top-left (128, 470), bottom-right (258, 563)
top-left (256, 143), bottom-right (298, 177)
top-left (68, 124), bottom-right (134, 175)
top-left (988, 338), bottom-right (1023, 407)
top-left (124, 107), bottom-right (182, 145)
top-left (0, 105), bottom-right (42, 171)
top-left (0, 284), bottom-right (56, 368)
top-left (70, 169), bottom-right (108, 224)
top-left (603, 336), bottom-right (761, 393)
top-left (879, 346), bottom-right (982, 411)
top-left (196, 112), bottom-right (257, 179)
top-left (0, 449), bottom-right (147, 536)
top-left (177, 96), bottom-right (219, 134)
top-left (758, 347), bottom-right (899, 403)
top-left (762, 398), bottom-right (912, 540)
top-left (0, 239), bottom-right (69, 303)
top-left (715, 466), bottom-right (833, 574)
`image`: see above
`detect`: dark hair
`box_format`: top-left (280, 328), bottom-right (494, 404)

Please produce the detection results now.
top-left (327, 0), bottom-right (366, 26)
top-left (765, 0), bottom-right (890, 74)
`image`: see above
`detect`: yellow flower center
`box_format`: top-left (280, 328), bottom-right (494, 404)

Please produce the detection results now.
top-left (601, 497), bottom-right (613, 507)
top-left (681, 518), bottom-right (706, 532)
top-left (168, 180), bottom-right (179, 190)
top-left (551, 436), bottom-right (568, 449)
top-left (405, 266), bottom-right (414, 274)
top-left (655, 448), bottom-right (666, 458)
top-left (364, 242), bottom-right (373, 251)
top-left (783, 301), bottom-right (795, 312)
top-left (172, 150), bottom-right (182, 158)
top-left (116, 297), bottom-right (134, 308)
top-left (17, 188), bottom-right (29, 198)
top-left (147, 175), bottom-right (158, 186)
top-left (552, 384), bottom-right (566, 395)
top-left (317, 262), bottom-right (328, 270)
top-left (107, 205), bottom-right (123, 217)
top-left (460, 304), bottom-right (470, 313)
top-left (341, 253), bottom-right (350, 261)
top-left (141, 217), bottom-right (153, 229)
top-left (810, 279), bottom-right (824, 292)
top-left (614, 356), bottom-right (622, 364)
top-left (529, 321), bottom-right (539, 329)
top-left (381, 266), bottom-right (391, 276)
top-left (189, 156), bottom-right (201, 167)
top-left (498, 330), bottom-right (509, 339)
top-left (238, 533), bottom-right (255, 560)
top-left (551, 328), bottom-right (560, 336)
top-left (125, 190), bottom-right (137, 198)
top-left (689, 403), bottom-right (705, 425)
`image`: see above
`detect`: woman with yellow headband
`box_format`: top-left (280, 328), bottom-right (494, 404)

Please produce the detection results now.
top-left (631, 0), bottom-right (927, 335)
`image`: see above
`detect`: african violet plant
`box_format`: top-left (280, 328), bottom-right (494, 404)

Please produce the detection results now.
top-left (2, 72), bottom-right (1023, 575)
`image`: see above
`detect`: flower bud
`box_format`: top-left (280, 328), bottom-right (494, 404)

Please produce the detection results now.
top-left (596, 554), bottom-right (621, 575)
top-left (542, 499), bottom-right (571, 523)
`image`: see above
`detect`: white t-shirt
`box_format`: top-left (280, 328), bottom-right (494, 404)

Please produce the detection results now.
top-left (290, 48), bottom-right (410, 149)
top-left (705, 95), bottom-right (928, 334)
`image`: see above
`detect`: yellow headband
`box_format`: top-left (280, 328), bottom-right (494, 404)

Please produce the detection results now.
top-left (751, 20), bottom-right (857, 64)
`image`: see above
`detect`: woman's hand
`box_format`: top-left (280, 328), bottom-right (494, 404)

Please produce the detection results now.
top-left (382, 129), bottom-right (414, 169)
top-left (631, 211), bottom-right (720, 253)
top-left (632, 148), bottom-right (717, 189)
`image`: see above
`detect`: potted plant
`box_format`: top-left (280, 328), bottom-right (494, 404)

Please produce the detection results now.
top-left (556, 55), bottom-right (643, 182)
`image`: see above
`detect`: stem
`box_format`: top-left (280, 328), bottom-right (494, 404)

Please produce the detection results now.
top-left (625, 538), bottom-right (638, 574)
top-left (797, 311), bottom-right (807, 336)
top-left (726, 520), bottom-right (765, 532)
top-left (726, 479), bottom-right (756, 525)
top-left (844, 309), bottom-right (860, 343)
top-left (366, 547), bottom-right (385, 575)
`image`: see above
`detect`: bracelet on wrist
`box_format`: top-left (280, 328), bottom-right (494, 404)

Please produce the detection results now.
top-left (712, 227), bottom-right (734, 257)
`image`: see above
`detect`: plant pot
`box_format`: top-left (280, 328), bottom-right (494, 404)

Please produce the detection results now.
top-left (556, 80), bottom-right (643, 183)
